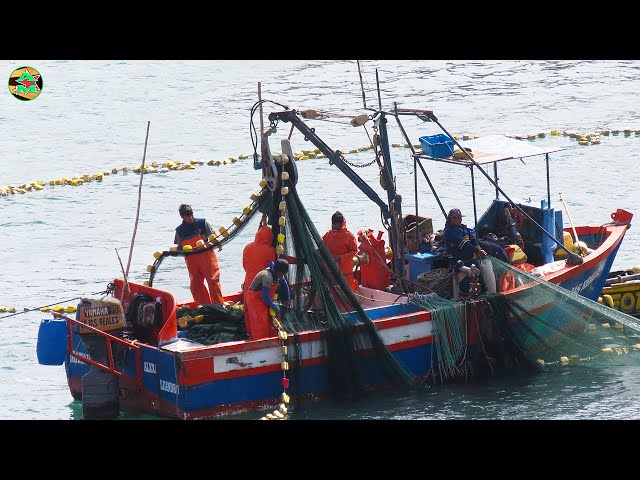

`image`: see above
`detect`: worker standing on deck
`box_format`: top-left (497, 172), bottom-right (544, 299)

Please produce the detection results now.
top-left (242, 216), bottom-right (299, 337)
top-left (242, 220), bottom-right (276, 308)
top-left (245, 258), bottom-right (291, 339)
top-left (174, 204), bottom-right (224, 305)
top-left (322, 211), bottom-right (359, 292)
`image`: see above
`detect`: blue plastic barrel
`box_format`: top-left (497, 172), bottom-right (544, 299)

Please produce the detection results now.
top-left (36, 318), bottom-right (68, 365)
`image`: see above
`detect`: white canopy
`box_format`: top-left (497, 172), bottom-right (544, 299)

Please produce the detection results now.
top-left (417, 134), bottom-right (564, 166)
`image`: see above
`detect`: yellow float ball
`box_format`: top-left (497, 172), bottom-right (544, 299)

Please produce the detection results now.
top-left (602, 294), bottom-right (614, 308)
top-left (572, 241), bottom-right (588, 256)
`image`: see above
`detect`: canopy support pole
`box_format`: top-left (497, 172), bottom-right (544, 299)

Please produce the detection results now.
top-left (424, 112), bottom-right (583, 265)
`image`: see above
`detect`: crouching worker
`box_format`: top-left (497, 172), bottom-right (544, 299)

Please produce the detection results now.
top-left (244, 258), bottom-right (291, 340)
top-left (443, 208), bottom-right (496, 299)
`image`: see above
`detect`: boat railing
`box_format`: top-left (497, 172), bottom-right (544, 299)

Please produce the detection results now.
top-left (52, 312), bottom-right (144, 386)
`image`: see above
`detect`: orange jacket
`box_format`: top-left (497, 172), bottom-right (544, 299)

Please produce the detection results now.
top-left (242, 226), bottom-right (275, 298)
top-left (322, 217), bottom-right (357, 276)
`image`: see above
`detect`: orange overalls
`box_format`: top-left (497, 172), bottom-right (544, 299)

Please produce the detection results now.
top-left (180, 236), bottom-right (224, 305)
top-left (242, 227), bottom-right (276, 301)
top-left (322, 217), bottom-right (359, 292)
top-left (245, 269), bottom-right (279, 339)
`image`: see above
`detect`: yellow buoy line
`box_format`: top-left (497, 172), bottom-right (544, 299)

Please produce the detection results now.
top-left (0, 305), bottom-right (77, 318)
top-left (144, 183), bottom-right (267, 286)
top-left (535, 320), bottom-right (640, 367)
top-left (261, 164), bottom-right (292, 420)
top-left (0, 155), bottom-right (251, 197)
top-left (0, 291), bottom-right (108, 319)
top-left (3, 127), bottom-right (640, 198)
top-left (504, 127), bottom-right (640, 146)
top-left (260, 315), bottom-right (291, 420)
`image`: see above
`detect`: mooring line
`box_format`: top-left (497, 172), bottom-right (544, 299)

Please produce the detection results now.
top-left (0, 291), bottom-right (107, 319)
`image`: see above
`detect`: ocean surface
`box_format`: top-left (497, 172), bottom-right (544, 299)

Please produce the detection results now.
top-left (2, 59), bottom-right (640, 421)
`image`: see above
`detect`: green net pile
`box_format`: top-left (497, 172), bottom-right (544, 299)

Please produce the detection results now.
top-left (477, 256), bottom-right (640, 373)
top-left (177, 304), bottom-right (249, 345)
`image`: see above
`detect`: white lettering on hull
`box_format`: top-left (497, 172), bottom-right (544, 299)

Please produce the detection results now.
top-left (70, 350), bottom-right (91, 364)
top-left (571, 262), bottom-right (604, 294)
top-left (160, 380), bottom-right (178, 394)
top-left (143, 361), bottom-right (156, 374)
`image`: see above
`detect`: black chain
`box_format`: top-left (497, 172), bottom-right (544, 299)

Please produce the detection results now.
top-left (342, 154), bottom-right (378, 168)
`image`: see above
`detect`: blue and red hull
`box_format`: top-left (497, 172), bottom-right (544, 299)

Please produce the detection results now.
top-left (62, 222), bottom-right (629, 419)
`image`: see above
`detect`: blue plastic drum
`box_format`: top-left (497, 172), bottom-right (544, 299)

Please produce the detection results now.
top-left (36, 318), bottom-right (68, 365)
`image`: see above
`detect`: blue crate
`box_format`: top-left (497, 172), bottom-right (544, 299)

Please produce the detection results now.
top-left (419, 134), bottom-right (454, 159)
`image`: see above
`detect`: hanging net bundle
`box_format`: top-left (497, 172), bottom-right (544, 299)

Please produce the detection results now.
top-left (273, 187), bottom-right (416, 401)
top-left (409, 293), bottom-right (471, 382)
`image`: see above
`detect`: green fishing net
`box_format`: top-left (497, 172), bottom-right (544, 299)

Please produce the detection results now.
top-left (409, 293), bottom-right (472, 382)
top-left (177, 304), bottom-right (248, 345)
top-left (478, 256), bottom-right (640, 372)
top-left (269, 185), bottom-right (417, 401)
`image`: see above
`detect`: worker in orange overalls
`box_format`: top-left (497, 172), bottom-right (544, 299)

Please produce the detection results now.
top-left (245, 258), bottom-right (291, 339)
top-left (242, 216), bottom-right (298, 337)
top-left (242, 223), bottom-right (275, 327)
top-left (322, 211), bottom-right (359, 292)
top-left (174, 204), bottom-right (224, 305)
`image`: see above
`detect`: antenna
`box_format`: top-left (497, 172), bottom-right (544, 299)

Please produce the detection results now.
top-left (258, 82), bottom-right (264, 137)
top-left (125, 120), bottom-right (150, 279)
top-left (357, 60), bottom-right (367, 109)
top-left (375, 69), bottom-right (382, 110)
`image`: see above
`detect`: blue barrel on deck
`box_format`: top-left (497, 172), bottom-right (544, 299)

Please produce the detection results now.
top-left (406, 252), bottom-right (439, 283)
top-left (36, 318), bottom-right (68, 365)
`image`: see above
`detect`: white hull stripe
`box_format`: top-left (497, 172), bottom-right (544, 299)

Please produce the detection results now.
top-left (213, 320), bottom-right (432, 373)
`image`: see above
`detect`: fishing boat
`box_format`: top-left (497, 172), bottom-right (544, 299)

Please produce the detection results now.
top-left (600, 265), bottom-right (640, 318)
top-left (36, 86), bottom-right (633, 419)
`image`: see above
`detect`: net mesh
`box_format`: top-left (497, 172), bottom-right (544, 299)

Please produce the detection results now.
top-left (408, 293), bottom-right (471, 382)
top-left (275, 187), bottom-right (416, 400)
top-left (478, 256), bottom-right (640, 372)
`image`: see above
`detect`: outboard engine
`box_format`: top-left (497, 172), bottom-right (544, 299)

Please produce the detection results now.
top-left (75, 296), bottom-right (127, 419)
